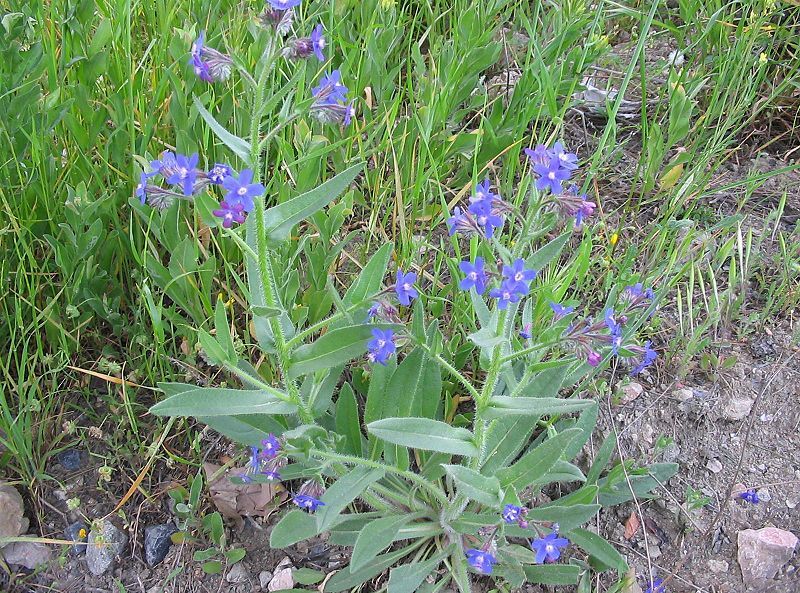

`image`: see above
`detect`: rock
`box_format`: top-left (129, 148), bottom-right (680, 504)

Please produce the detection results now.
top-left (708, 559), bottom-right (729, 573)
top-left (618, 382), bottom-right (644, 404)
top-left (706, 458), bottom-right (723, 473)
top-left (661, 442), bottom-right (681, 464)
top-left (144, 524), bottom-right (177, 567)
top-left (786, 494), bottom-right (799, 510)
top-left (225, 562), bottom-right (249, 584)
top-left (86, 521), bottom-right (128, 576)
top-left (672, 387), bottom-right (694, 402)
top-left (737, 527), bottom-right (798, 585)
top-left (56, 449), bottom-right (83, 471)
top-left (646, 544), bottom-right (662, 559)
top-left (269, 557), bottom-right (294, 591)
top-left (756, 488), bottom-right (771, 502)
top-left (1, 540), bottom-right (52, 569)
top-left (65, 521), bottom-right (87, 556)
top-left (259, 570), bottom-right (274, 589)
top-left (722, 398), bottom-right (753, 421)
top-left (0, 483), bottom-right (27, 540)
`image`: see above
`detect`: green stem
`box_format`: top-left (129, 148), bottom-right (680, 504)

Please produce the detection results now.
top-left (412, 339), bottom-right (481, 401)
top-left (499, 338), bottom-right (561, 364)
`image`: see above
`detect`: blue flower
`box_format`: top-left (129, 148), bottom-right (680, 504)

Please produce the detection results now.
top-left (459, 257), bottom-right (488, 294)
top-left (135, 171), bottom-right (156, 204)
top-left (551, 142), bottom-right (579, 170)
top-left (519, 323), bottom-right (532, 339)
top-left (212, 200), bottom-right (247, 228)
top-left (262, 469), bottom-right (281, 481)
top-left (465, 549), bottom-right (496, 575)
top-left (502, 259), bottom-right (537, 290)
top-left (222, 168), bottom-right (264, 212)
top-left (293, 494), bottom-right (325, 512)
top-left (260, 434), bottom-right (281, 459)
top-left (502, 504), bottom-right (523, 524)
top-left (644, 577), bottom-right (666, 593)
top-left (446, 206), bottom-right (481, 236)
top-left (630, 341), bottom-right (657, 376)
top-left (367, 328), bottom-right (396, 365)
top-left (524, 144), bottom-right (552, 166)
top-left (269, 0), bottom-right (302, 9)
top-left (472, 178), bottom-right (496, 203)
top-left (394, 269), bottom-right (418, 306)
top-left (490, 279), bottom-right (525, 310)
top-left (166, 153), bottom-right (199, 196)
top-left (311, 70), bottom-right (349, 105)
top-left (549, 302), bottom-right (575, 318)
top-left (208, 163), bottom-right (233, 184)
top-left (468, 199), bottom-right (504, 239)
top-left (189, 31), bottom-right (232, 82)
top-left (604, 308), bottom-right (623, 354)
top-left (739, 489), bottom-right (760, 504)
top-left (530, 531), bottom-right (569, 563)
top-left (534, 158), bottom-right (572, 194)
top-left (311, 24), bottom-right (326, 61)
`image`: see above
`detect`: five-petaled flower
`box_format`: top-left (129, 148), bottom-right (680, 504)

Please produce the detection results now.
top-left (551, 141), bottom-right (579, 170)
top-left (394, 269), bottom-right (418, 306)
top-left (208, 163), bottom-right (233, 185)
top-left (212, 200), bottom-right (247, 228)
top-left (260, 434), bottom-right (281, 459)
top-left (222, 168), bottom-right (264, 212)
top-left (502, 259), bottom-right (537, 291)
top-left (502, 504), bottom-right (523, 524)
top-left (189, 31), bottom-right (233, 83)
top-left (166, 153), bottom-right (200, 196)
top-left (468, 199), bottom-right (504, 239)
top-left (604, 308), bottom-right (623, 354)
top-left (465, 549), bottom-right (496, 575)
top-left (530, 531), bottom-right (570, 563)
top-left (459, 257), bottom-right (488, 294)
top-left (268, 0), bottom-right (302, 10)
top-left (739, 489), bottom-right (760, 504)
top-left (524, 144), bottom-right (552, 166)
top-left (293, 494), bottom-right (325, 512)
top-left (490, 279), bottom-right (524, 310)
top-left (367, 328), bottom-right (396, 365)
top-left (534, 158), bottom-right (572, 194)
top-left (550, 302), bottom-right (575, 318)
top-left (136, 172), bottom-right (155, 204)
top-left (629, 340), bottom-right (657, 376)
top-left (310, 24), bottom-right (326, 61)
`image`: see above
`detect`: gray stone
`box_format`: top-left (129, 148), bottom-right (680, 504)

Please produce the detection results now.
top-left (144, 524), bottom-right (177, 567)
top-left (708, 559), bottom-right (729, 573)
top-left (0, 483), bottom-right (27, 540)
top-left (56, 449), bottom-right (83, 471)
top-left (65, 521), bottom-right (87, 556)
top-left (1, 540), bottom-right (52, 569)
top-left (86, 521), bottom-right (128, 576)
top-left (722, 398), bottom-right (753, 421)
top-left (661, 442), bottom-right (681, 464)
top-left (618, 381), bottom-right (644, 404)
top-left (737, 527), bottom-right (798, 585)
top-left (706, 458), bottom-right (723, 473)
top-left (671, 387), bottom-right (694, 402)
top-left (259, 570), bottom-right (274, 589)
top-left (225, 562), bottom-right (249, 584)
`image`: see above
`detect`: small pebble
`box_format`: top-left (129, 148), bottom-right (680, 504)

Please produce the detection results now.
top-left (259, 570), bottom-right (274, 589)
top-left (706, 458), bottom-right (723, 473)
top-left (56, 449), bottom-right (83, 471)
top-left (64, 521), bottom-right (87, 556)
top-left (756, 487), bottom-right (771, 502)
top-left (144, 524), bottom-right (178, 567)
top-left (225, 563), bottom-right (249, 584)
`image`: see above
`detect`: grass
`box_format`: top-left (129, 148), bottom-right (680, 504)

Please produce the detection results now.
top-left (1, 0), bottom-right (799, 582)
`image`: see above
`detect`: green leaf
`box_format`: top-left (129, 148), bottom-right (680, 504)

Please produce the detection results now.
top-left (387, 551), bottom-right (448, 593)
top-left (567, 528), bottom-right (627, 573)
top-left (197, 328), bottom-right (233, 366)
top-left (536, 460), bottom-right (586, 485)
top-left (270, 510), bottom-right (320, 548)
top-left (485, 397), bottom-right (595, 420)
top-left (202, 560), bottom-right (223, 574)
top-left (511, 504), bottom-right (600, 533)
top-left (264, 163), bottom-right (363, 242)
top-left (367, 418), bottom-right (478, 457)
top-left (340, 242), bottom-right (393, 311)
top-left (350, 515), bottom-right (413, 572)
top-left (384, 348), bottom-right (441, 420)
top-left (316, 467), bottom-right (384, 531)
top-left (586, 432), bottom-right (617, 484)
top-left (496, 428), bottom-right (581, 490)
top-left (293, 568), bottom-right (325, 585)
top-left (193, 97), bottom-right (251, 164)
top-left (289, 324), bottom-right (383, 379)
top-left (150, 386), bottom-right (295, 417)
top-left (335, 383), bottom-right (362, 455)
top-left (523, 564), bottom-right (581, 585)
top-left (324, 545), bottom-right (416, 592)
top-left (214, 298), bottom-right (236, 360)
top-left (199, 414), bottom-right (285, 446)
top-left (224, 548), bottom-right (246, 564)
top-left (526, 232), bottom-right (570, 271)
top-left (443, 465), bottom-right (503, 507)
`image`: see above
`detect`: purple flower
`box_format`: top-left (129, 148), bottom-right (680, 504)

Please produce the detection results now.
top-left (258, 6), bottom-right (294, 35)
top-left (471, 178), bottom-right (496, 203)
top-left (282, 25), bottom-right (326, 61)
top-left (247, 446), bottom-right (261, 471)
top-left (530, 531), bottom-right (569, 563)
top-left (150, 151), bottom-right (178, 177)
top-left (524, 144), bottom-right (552, 166)
top-left (189, 31), bottom-right (232, 83)
top-left (550, 302), bottom-right (575, 318)
top-left (222, 168), bottom-right (264, 212)
top-left (587, 349), bottom-right (602, 367)
top-left (293, 494), bottom-right (325, 512)
top-left (465, 549), bottom-right (496, 575)
top-left (312, 70), bottom-right (349, 105)
top-left (268, 0), bottom-right (301, 9)
top-left (459, 257), bottom-right (488, 294)
top-left (519, 323), bottom-right (532, 339)
top-left (446, 206), bottom-right (481, 236)
top-left (261, 434), bottom-right (281, 459)
top-left (502, 259), bottom-right (537, 290)
top-left (262, 470), bottom-right (281, 481)
top-left (739, 489), bottom-right (760, 504)
top-left (208, 163), bottom-right (233, 184)
top-left (574, 194), bottom-right (596, 228)
top-left (644, 578), bottom-right (666, 593)
top-left (394, 269), bottom-right (418, 306)
top-left (490, 279), bottom-right (524, 310)
top-left (367, 328), bottom-right (396, 365)
top-left (135, 172), bottom-right (156, 204)
top-left (311, 24), bottom-right (326, 61)
top-left (629, 341), bottom-right (657, 376)
top-left (551, 142), bottom-right (579, 170)
top-left (212, 200), bottom-right (247, 228)
top-left (166, 153), bottom-right (199, 196)
top-left (534, 158), bottom-right (572, 194)
top-left (502, 504), bottom-right (523, 524)
top-left (468, 199), bottom-right (504, 239)
top-left (604, 308), bottom-right (623, 354)
top-left (365, 301), bottom-right (401, 324)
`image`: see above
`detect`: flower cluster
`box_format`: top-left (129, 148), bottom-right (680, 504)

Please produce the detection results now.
top-left (283, 23), bottom-right (326, 61)
top-left (238, 433), bottom-right (285, 482)
top-left (190, 31), bottom-right (233, 83)
top-left (364, 269), bottom-right (419, 366)
top-left (293, 480), bottom-right (326, 512)
top-left (530, 530), bottom-right (570, 564)
top-left (739, 489), bottom-right (760, 504)
top-left (501, 504), bottom-right (529, 528)
top-left (311, 70), bottom-right (356, 126)
top-left (447, 179), bottom-right (511, 239)
top-left (525, 141), bottom-right (596, 228)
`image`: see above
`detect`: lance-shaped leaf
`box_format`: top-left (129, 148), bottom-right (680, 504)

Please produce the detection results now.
top-left (484, 396), bottom-right (595, 420)
top-left (523, 564), bottom-right (581, 585)
top-left (150, 385), bottom-right (295, 417)
top-left (350, 514), bottom-right (414, 572)
top-left (324, 544), bottom-right (417, 592)
top-left (443, 465), bottom-right (504, 507)
top-left (264, 163), bottom-right (363, 242)
top-left (289, 324), bottom-right (391, 379)
top-left (367, 418), bottom-right (478, 457)
top-left (566, 528), bottom-right (628, 573)
top-left (193, 97), bottom-right (251, 164)
top-left (316, 467), bottom-right (384, 531)
top-left (496, 428), bottom-right (581, 490)
top-left (270, 509), bottom-right (321, 548)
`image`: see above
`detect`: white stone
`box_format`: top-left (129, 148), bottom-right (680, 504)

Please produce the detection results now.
top-left (708, 559), bottom-right (729, 573)
top-left (722, 398), bottom-right (753, 421)
top-left (225, 563), bottom-right (249, 584)
top-left (706, 458), bottom-right (723, 473)
top-left (0, 483), bottom-right (27, 540)
top-left (672, 388), bottom-right (694, 402)
top-left (737, 527), bottom-right (798, 585)
top-left (268, 567), bottom-right (294, 591)
top-left (259, 570), bottom-right (274, 589)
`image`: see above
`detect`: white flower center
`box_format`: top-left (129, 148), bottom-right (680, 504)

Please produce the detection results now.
top-left (237, 187), bottom-right (247, 196)
top-left (515, 272), bottom-right (524, 281)
top-left (545, 544), bottom-right (554, 554)
top-left (548, 171), bottom-right (556, 180)
top-left (468, 272), bottom-right (477, 280)
top-left (179, 167), bottom-right (188, 178)
top-left (403, 282), bottom-right (411, 290)
top-left (319, 39), bottom-right (326, 49)
top-left (376, 339), bottom-right (385, 348)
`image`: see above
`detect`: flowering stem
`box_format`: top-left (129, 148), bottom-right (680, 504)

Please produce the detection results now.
top-left (499, 338), bottom-right (562, 364)
top-left (411, 339), bottom-right (481, 401)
